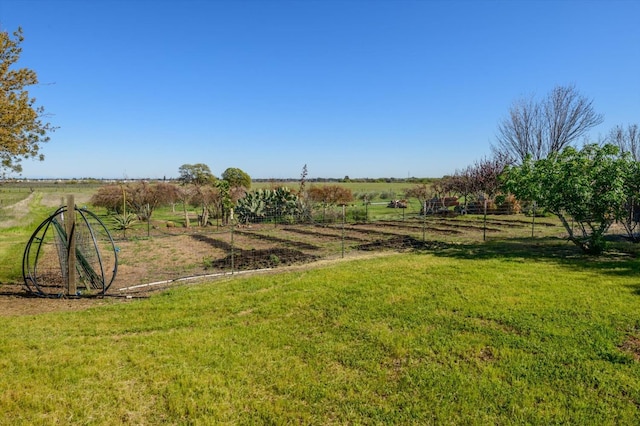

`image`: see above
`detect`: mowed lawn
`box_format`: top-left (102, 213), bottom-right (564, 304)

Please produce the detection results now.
top-left (2, 246), bottom-right (640, 424)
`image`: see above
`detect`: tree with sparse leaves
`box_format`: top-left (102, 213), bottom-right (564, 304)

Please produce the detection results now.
top-left (308, 185), bottom-right (353, 223)
top-left (308, 185), bottom-right (353, 207)
top-left (607, 123), bottom-right (640, 161)
top-left (492, 85), bottom-right (603, 164)
top-left (91, 181), bottom-right (178, 220)
top-left (1, 27), bottom-right (56, 177)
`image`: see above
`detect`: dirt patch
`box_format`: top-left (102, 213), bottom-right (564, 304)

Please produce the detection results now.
top-left (357, 235), bottom-right (450, 251)
top-left (619, 335), bottom-right (640, 361)
top-left (0, 283), bottom-right (123, 316)
top-left (207, 247), bottom-right (320, 271)
top-left (478, 346), bottom-right (496, 362)
top-left (235, 229), bottom-right (321, 251)
top-left (283, 226), bottom-right (369, 242)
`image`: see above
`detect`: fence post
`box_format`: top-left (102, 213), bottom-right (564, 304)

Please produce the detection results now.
top-left (365, 200), bottom-right (369, 223)
top-left (231, 223), bottom-right (235, 275)
top-left (483, 198), bottom-right (487, 242)
top-left (341, 205), bottom-right (346, 258)
top-left (531, 201), bottom-right (536, 238)
top-left (423, 201), bottom-right (427, 241)
top-left (274, 200), bottom-right (278, 228)
top-left (65, 195), bottom-right (76, 296)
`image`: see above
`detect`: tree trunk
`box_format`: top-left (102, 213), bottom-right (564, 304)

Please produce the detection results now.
top-left (183, 203), bottom-right (190, 228)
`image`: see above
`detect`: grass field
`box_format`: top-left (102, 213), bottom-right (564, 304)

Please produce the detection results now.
top-left (1, 249), bottom-right (640, 424)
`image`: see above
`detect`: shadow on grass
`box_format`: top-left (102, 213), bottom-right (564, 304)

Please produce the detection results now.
top-left (425, 236), bottom-right (640, 281)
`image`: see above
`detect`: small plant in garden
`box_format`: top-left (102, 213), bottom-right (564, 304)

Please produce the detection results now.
top-left (202, 257), bottom-right (213, 269)
top-left (113, 212), bottom-right (137, 237)
top-left (348, 207), bottom-right (368, 222)
top-left (269, 254), bottom-right (280, 266)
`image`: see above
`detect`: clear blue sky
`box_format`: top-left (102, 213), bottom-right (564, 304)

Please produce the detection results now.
top-left (1, 0), bottom-right (639, 180)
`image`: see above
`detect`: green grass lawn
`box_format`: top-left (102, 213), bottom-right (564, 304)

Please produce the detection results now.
top-left (2, 247), bottom-right (640, 424)
top-left (0, 192), bottom-right (54, 282)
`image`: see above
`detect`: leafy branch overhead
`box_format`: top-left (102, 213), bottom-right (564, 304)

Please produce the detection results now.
top-left (0, 27), bottom-right (56, 177)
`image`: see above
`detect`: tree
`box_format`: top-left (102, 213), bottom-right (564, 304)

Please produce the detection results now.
top-left (221, 167), bottom-right (251, 189)
top-left (191, 184), bottom-right (221, 226)
top-left (619, 161), bottom-right (640, 242)
top-left (503, 144), bottom-right (634, 254)
top-left (175, 184), bottom-right (194, 228)
top-left (90, 182), bottom-right (178, 220)
top-left (468, 156), bottom-right (507, 201)
top-left (442, 156), bottom-right (507, 214)
top-left (443, 168), bottom-right (474, 212)
top-left (493, 85), bottom-right (604, 164)
top-left (126, 181), bottom-right (178, 221)
top-left (405, 183), bottom-right (441, 214)
top-left (1, 27), bottom-right (56, 177)
top-left (308, 185), bottom-right (353, 222)
top-left (607, 124), bottom-right (640, 161)
top-left (90, 184), bottom-right (126, 213)
top-left (178, 163), bottom-right (215, 227)
top-left (404, 183), bottom-right (432, 206)
top-left (178, 163), bottom-right (215, 186)
top-left (308, 185), bottom-right (354, 207)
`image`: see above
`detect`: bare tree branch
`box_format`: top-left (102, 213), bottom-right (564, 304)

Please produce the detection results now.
top-left (492, 84), bottom-right (603, 164)
top-left (607, 123), bottom-right (640, 161)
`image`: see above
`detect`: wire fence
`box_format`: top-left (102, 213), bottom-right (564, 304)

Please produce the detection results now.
top-left (110, 202), bottom-right (572, 294)
top-left (4, 185), bottom-right (635, 296)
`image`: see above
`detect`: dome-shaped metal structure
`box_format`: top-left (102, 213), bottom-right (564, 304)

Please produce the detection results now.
top-left (23, 205), bottom-right (118, 298)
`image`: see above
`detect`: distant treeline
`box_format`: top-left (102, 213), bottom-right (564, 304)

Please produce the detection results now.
top-left (4, 177), bottom-right (440, 184)
top-left (252, 177), bottom-right (439, 184)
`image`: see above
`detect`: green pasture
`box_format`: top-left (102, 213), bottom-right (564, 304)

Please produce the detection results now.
top-left (0, 193), bottom-right (52, 282)
top-left (2, 247), bottom-right (640, 424)
top-left (0, 186), bottom-right (32, 208)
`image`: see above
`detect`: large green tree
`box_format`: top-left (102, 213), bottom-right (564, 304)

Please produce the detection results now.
top-left (503, 144), bottom-right (638, 254)
top-left (221, 167), bottom-right (251, 189)
top-left (1, 28), bottom-right (56, 177)
top-left (178, 163), bottom-right (215, 186)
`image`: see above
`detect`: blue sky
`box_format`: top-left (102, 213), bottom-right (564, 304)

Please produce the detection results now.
top-left (1, 0), bottom-right (639, 180)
